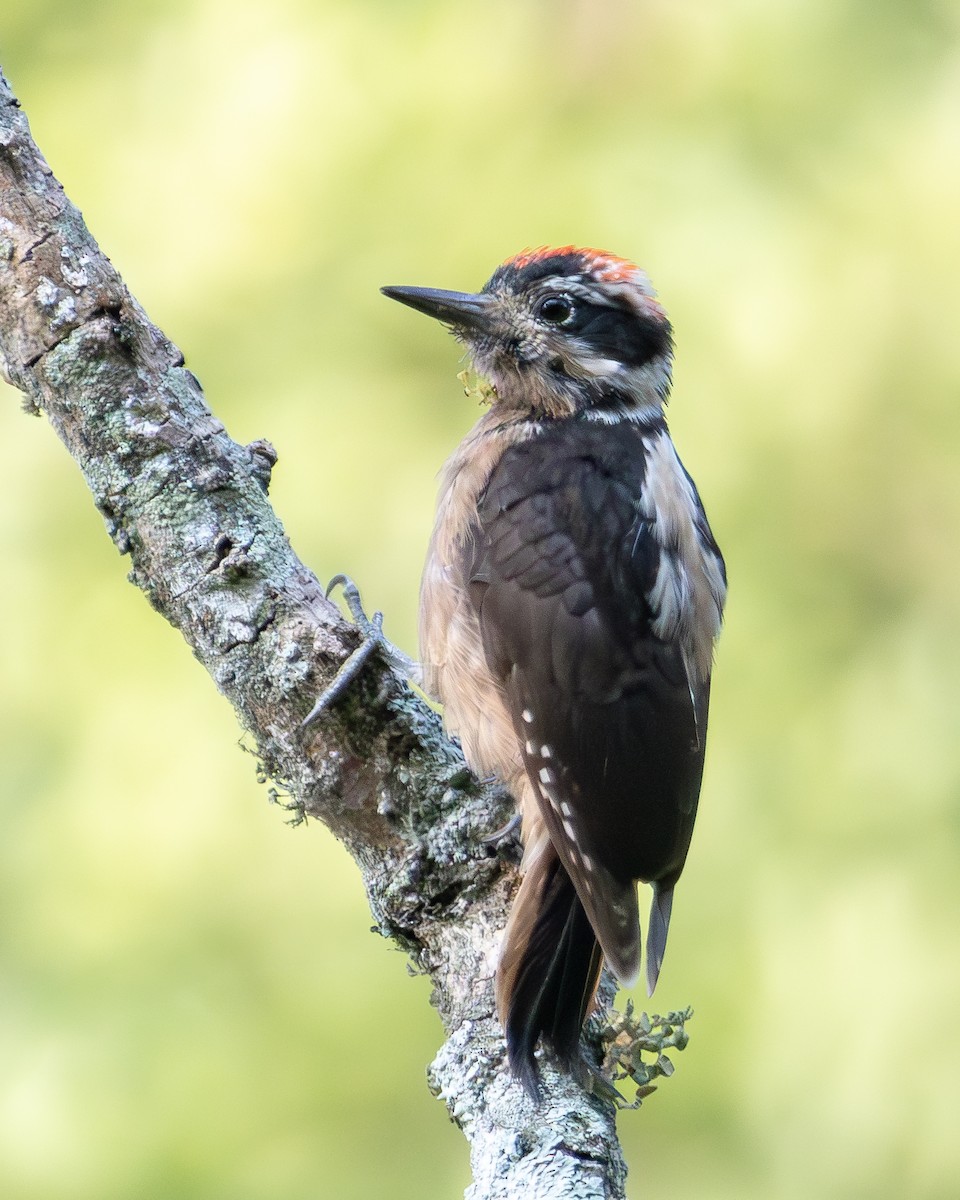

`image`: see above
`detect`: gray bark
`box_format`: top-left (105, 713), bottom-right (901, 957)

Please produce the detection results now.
top-left (0, 68), bottom-right (629, 1197)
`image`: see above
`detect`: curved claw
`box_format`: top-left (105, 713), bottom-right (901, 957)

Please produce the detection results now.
top-left (481, 811), bottom-right (522, 849)
top-left (325, 574), bottom-right (381, 634)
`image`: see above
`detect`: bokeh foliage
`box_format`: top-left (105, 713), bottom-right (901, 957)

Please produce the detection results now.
top-left (1, 1), bottom-right (958, 1196)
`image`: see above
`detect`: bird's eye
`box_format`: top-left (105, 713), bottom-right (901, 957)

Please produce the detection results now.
top-left (537, 295), bottom-right (574, 325)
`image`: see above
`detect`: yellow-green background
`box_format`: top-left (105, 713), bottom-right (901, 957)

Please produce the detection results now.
top-left (1, 2), bottom-right (958, 1196)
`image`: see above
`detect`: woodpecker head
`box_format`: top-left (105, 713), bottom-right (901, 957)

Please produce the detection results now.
top-left (382, 246), bottom-right (673, 421)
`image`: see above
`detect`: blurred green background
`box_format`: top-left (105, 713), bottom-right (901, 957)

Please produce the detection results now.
top-left (1, 1), bottom-right (958, 1196)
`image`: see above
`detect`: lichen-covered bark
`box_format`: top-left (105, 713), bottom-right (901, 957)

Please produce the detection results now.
top-left (0, 69), bottom-right (626, 1197)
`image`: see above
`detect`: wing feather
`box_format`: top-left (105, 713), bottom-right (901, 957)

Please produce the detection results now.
top-left (469, 420), bottom-right (715, 981)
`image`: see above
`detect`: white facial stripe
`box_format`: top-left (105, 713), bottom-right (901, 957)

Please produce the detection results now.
top-left (581, 402), bottom-right (663, 426)
top-left (535, 277), bottom-right (608, 306)
top-left (570, 353), bottom-right (623, 378)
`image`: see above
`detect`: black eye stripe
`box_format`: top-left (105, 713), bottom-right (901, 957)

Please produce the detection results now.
top-left (568, 304), bottom-right (671, 368)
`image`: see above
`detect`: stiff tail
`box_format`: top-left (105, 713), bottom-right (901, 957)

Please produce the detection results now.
top-left (645, 881), bottom-right (675, 997)
top-left (496, 840), bottom-right (603, 1097)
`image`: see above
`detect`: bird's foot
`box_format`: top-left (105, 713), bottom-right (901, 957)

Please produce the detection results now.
top-left (302, 575), bottom-right (420, 727)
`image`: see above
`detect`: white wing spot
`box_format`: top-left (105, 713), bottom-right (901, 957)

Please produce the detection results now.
top-left (560, 801), bottom-right (572, 818)
top-left (581, 853), bottom-right (594, 873)
top-left (522, 709), bottom-right (534, 724)
top-left (562, 818), bottom-right (577, 843)
top-left (539, 767), bottom-right (554, 785)
top-left (525, 740), bottom-right (536, 755)
top-left (540, 745), bottom-right (552, 759)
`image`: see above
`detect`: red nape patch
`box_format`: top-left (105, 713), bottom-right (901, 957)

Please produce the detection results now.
top-left (506, 245), bottom-right (640, 283)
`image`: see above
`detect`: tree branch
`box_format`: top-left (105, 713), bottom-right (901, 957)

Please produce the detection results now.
top-left (0, 68), bottom-right (629, 1197)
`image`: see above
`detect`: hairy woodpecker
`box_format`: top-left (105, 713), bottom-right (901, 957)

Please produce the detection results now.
top-left (382, 247), bottom-right (726, 1094)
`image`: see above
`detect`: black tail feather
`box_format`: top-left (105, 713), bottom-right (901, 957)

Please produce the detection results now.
top-left (503, 855), bottom-right (603, 1097)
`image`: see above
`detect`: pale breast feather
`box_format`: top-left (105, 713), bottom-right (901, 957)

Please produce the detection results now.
top-left (418, 411), bottom-right (541, 790)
